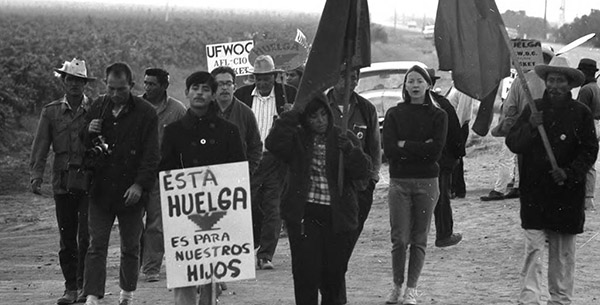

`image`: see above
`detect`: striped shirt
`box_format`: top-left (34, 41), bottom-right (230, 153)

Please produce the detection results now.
top-left (307, 135), bottom-right (330, 205)
top-left (251, 87), bottom-right (277, 145)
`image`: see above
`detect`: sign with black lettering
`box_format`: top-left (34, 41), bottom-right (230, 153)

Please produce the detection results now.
top-left (511, 39), bottom-right (543, 72)
top-left (159, 161), bottom-right (254, 288)
top-left (206, 40), bottom-right (254, 76)
top-left (248, 38), bottom-right (308, 71)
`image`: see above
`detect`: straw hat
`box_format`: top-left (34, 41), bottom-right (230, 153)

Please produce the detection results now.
top-left (54, 58), bottom-right (96, 80)
top-left (251, 55), bottom-right (283, 75)
top-left (534, 56), bottom-right (584, 87)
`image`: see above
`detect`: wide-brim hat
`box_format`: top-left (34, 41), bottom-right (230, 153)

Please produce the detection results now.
top-left (251, 55), bottom-right (283, 75)
top-left (577, 58), bottom-right (598, 72)
top-left (534, 56), bottom-right (585, 87)
top-left (54, 58), bottom-right (96, 80)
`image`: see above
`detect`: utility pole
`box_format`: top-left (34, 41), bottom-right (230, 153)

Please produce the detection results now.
top-left (559, 0), bottom-right (566, 26)
top-left (543, 0), bottom-right (547, 39)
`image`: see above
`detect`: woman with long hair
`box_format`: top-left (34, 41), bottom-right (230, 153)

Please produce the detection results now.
top-left (382, 65), bottom-right (447, 305)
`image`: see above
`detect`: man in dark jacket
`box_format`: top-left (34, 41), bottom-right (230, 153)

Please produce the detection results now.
top-left (82, 62), bottom-right (160, 305)
top-left (234, 55), bottom-right (297, 269)
top-left (428, 69), bottom-right (465, 248)
top-left (161, 71), bottom-right (246, 305)
top-left (327, 68), bottom-right (381, 304)
top-left (506, 57), bottom-right (597, 305)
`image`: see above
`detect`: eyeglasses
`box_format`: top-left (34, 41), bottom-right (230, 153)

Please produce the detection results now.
top-left (217, 81), bottom-right (234, 87)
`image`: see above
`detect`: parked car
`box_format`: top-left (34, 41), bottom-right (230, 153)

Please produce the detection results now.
top-left (356, 61), bottom-right (428, 162)
top-left (422, 25), bottom-right (435, 39)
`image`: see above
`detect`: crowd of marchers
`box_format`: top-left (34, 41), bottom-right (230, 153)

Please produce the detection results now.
top-left (29, 49), bottom-right (599, 305)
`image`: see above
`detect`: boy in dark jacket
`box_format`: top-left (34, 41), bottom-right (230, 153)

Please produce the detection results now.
top-left (265, 94), bottom-right (371, 305)
top-left (160, 71), bottom-right (246, 305)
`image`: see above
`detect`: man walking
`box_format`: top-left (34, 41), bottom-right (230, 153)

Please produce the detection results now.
top-left (576, 58), bottom-right (600, 210)
top-left (161, 71), bottom-right (246, 305)
top-left (30, 58), bottom-right (95, 304)
top-left (327, 67), bottom-right (381, 304)
top-left (506, 56), bottom-right (597, 305)
top-left (211, 66), bottom-right (262, 176)
top-left (484, 45), bottom-right (555, 201)
top-left (428, 69), bottom-right (465, 248)
top-left (234, 55), bottom-right (297, 269)
top-left (138, 67), bottom-right (186, 282)
top-left (83, 62), bottom-right (160, 305)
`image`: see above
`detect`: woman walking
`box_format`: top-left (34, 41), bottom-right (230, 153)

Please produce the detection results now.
top-left (266, 93), bottom-right (371, 305)
top-left (383, 65), bottom-right (448, 305)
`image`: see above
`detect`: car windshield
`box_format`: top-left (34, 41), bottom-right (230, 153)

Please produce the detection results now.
top-left (356, 70), bottom-right (406, 93)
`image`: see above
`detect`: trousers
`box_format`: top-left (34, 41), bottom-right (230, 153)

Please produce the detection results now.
top-left (83, 202), bottom-right (144, 297)
top-left (388, 178), bottom-right (438, 288)
top-left (518, 229), bottom-right (576, 305)
top-left (54, 193), bottom-right (89, 291)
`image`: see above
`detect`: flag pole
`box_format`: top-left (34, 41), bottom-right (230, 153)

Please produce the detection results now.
top-left (338, 42), bottom-right (354, 193)
top-left (496, 24), bottom-right (561, 174)
top-left (338, 0), bottom-right (363, 193)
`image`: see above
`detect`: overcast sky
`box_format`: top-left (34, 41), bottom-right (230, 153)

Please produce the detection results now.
top-left (9, 0), bottom-right (600, 24)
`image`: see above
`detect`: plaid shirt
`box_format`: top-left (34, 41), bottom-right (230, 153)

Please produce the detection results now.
top-left (307, 135), bottom-right (330, 205)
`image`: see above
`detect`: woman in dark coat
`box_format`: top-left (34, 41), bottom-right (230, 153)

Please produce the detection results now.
top-left (265, 93), bottom-right (371, 305)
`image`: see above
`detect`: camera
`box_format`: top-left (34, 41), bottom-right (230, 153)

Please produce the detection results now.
top-left (87, 135), bottom-right (111, 158)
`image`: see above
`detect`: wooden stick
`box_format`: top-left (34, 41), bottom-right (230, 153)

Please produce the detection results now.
top-left (497, 23), bottom-right (561, 173)
top-left (338, 47), bottom-right (353, 194)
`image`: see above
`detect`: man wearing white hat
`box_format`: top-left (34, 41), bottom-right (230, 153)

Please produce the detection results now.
top-left (234, 55), bottom-right (297, 269)
top-left (506, 56), bottom-right (598, 305)
top-left (30, 58), bottom-right (95, 304)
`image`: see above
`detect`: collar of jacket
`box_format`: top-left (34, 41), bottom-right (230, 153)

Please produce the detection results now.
top-left (51, 95), bottom-right (91, 114)
top-left (180, 102), bottom-right (219, 129)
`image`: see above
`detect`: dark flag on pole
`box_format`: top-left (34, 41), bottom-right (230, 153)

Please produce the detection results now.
top-left (434, 0), bottom-right (511, 136)
top-left (293, 0), bottom-right (371, 111)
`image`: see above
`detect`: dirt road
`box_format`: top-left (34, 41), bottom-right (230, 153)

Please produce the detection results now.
top-left (1, 144), bottom-right (599, 305)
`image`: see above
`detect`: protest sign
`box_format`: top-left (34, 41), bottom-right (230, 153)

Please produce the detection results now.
top-left (511, 39), bottom-right (543, 72)
top-left (159, 161), bottom-right (255, 289)
top-left (206, 40), bottom-right (254, 76)
top-left (248, 38), bottom-right (309, 71)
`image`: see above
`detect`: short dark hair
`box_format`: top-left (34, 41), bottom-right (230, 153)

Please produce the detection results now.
top-left (144, 68), bottom-right (170, 86)
top-left (211, 66), bottom-right (236, 80)
top-left (185, 71), bottom-right (217, 93)
top-left (106, 62), bottom-right (133, 84)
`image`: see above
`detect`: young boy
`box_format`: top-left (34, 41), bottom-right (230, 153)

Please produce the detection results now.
top-left (159, 71), bottom-right (246, 305)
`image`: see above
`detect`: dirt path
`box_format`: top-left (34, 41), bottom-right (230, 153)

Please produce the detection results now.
top-left (1, 144), bottom-right (599, 304)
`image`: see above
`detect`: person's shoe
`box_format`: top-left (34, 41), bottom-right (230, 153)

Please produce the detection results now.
top-left (454, 192), bottom-right (466, 199)
top-left (84, 295), bottom-right (99, 305)
top-left (385, 284), bottom-right (401, 304)
top-left (257, 258), bottom-right (274, 270)
top-left (504, 188), bottom-right (520, 199)
top-left (435, 233), bottom-right (463, 247)
top-left (118, 300), bottom-right (131, 305)
top-left (402, 287), bottom-right (418, 305)
top-left (480, 190), bottom-right (505, 201)
top-left (76, 289), bottom-right (86, 303)
top-left (57, 290), bottom-right (77, 304)
top-left (144, 273), bottom-right (160, 282)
